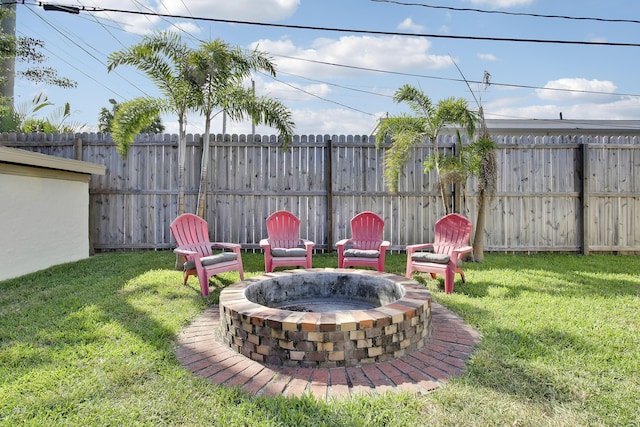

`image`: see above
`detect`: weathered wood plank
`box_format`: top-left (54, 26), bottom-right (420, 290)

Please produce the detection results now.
top-left (4, 132), bottom-right (638, 253)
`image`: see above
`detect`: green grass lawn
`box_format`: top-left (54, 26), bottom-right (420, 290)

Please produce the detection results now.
top-left (1, 252), bottom-right (638, 426)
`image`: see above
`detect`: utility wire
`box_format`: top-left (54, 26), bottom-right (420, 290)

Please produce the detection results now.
top-left (84, 0), bottom-right (127, 48)
top-left (24, 5), bottom-right (154, 99)
top-left (22, 1), bottom-right (640, 99)
top-left (272, 54), bottom-right (640, 98)
top-left (258, 71), bottom-right (377, 116)
top-left (276, 70), bottom-right (393, 99)
top-left (18, 1), bottom-right (640, 48)
top-left (22, 7), bottom-right (129, 98)
top-left (19, 1), bottom-right (640, 129)
top-left (371, 0), bottom-right (640, 25)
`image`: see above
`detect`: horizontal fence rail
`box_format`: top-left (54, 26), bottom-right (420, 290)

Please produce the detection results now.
top-left (2, 131), bottom-right (639, 254)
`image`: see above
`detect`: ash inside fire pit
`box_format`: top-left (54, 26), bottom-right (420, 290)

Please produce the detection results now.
top-left (277, 298), bottom-right (376, 312)
top-left (244, 271), bottom-right (404, 312)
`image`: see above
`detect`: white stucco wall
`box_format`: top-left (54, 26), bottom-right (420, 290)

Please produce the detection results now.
top-left (0, 147), bottom-right (105, 282)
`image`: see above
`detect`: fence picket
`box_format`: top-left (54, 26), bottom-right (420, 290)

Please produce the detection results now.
top-left (2, 132), bottom-right (638, 253)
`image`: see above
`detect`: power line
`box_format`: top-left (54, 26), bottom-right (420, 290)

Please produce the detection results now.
top-left (370, 0), bottom-right (640, 25)
top-left (258, 71), bottom-right (377, 116)
top-left (21, 7), bottom-right (129, 98)
top-left (16, 1), bottom-right (640, 129)
top-left (23, 5), bottom-right (156, 100)
top-left (19, 1), bottom-right (640, 48)
top-left (272, 54), bottom-right (640, 99)
top-left (23, 1), bottom-right (640, 99)
top-left (276, 70), bottom-right (393, 99)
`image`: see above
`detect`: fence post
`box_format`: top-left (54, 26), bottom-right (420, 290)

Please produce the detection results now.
top-left (452, 141), bottom-right (461, 214)
top-left (581, 142), bottom-right (590, 255)
top-left (75, 136), bottom-right (96, 256)
top-left (326, 138), bottom-right (333, 252)
top-left (73, 137), bottom-right (83, 161)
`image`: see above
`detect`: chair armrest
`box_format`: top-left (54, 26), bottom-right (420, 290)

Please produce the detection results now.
top-left (301, 239), bottom-right (315, 249)
top-left (452, 245), bottom-right (473, 256)
top-left (259, 238), bottom-right (271, 249)
top-left (211, 242), bottom-right (240, 249)
top-left (405, 243), bottom-right (434, 255)
top-left (211, 242), bottom-right (241, 253)
top-left (173, 247), bottom-right (197, 256)
top-left (335, 238), bottom-right (351, 248)
top-left (336, 239), bottom-right (351, 256)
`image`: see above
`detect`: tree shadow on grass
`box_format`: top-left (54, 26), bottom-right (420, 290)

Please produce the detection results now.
top-left (409, 253), bottom-right (638, 417)
top-left (2, 251), bottom-right (388, 425)
top-left (0, 252), bottom-right (211, 415)
top-left (462, 326), bottom-right (595, 409)
top-left (444, 253), bottom-right (640, 299)
top-left (2, 251), bottom-right (635, 425)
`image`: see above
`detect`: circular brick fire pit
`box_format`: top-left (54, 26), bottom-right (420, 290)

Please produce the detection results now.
top-left (219, 269), bottom-right (432, 368)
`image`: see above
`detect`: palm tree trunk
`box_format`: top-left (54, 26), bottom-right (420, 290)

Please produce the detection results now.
top-left (433, 139), bottom-right (450, 215)
top-left (196, 117), bottom-right (212, 218)
top-left (439, 178), bottom-right (450, 214)
top-left (175, 114), bottom-right (187, 271)
top-left (0, 1), bottom-right (16, 102)
top-left (473, 189), bottom-right (487, 262)
top-left (177, 114), bottom-right (187, 215)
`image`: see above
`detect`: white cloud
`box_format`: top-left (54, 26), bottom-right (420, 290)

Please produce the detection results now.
top-left (171, 106), bottom-right (381, 136)
top-left (536, 78), bottom-right (617, 101)
top-left (252, 35), bottom-right (452, 77)
top-left (397, 18), bottom-right (425, 33)
top-left (260, 80), bottom-right (332, 102)
top-left (157, 0), bottom-right (299, 21)
top-left (287, 108), bottom-right (381, 135)
top-left (589, 36), bottom-right (608, 43)
top-left (167, 22), bottom-right (201, 34)
top-left (88, 0), bottom-right (160, 35)
top-left (467, 0), bottom-right (535, 7)
top-left (478, 53), bottom-right (498, 61)
top-left (487, 97), bottom-right (640, 121)
top-left (80, 0), bottom-right (300, 34)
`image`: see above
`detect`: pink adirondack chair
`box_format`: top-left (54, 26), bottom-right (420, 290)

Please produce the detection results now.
top-left (405, 213), bottom-right (473, 294)
top-left (259, 210), bottom-right (315, 272)
top-left (336, 211), bottom-right (390, 272)
top-left (169, 213), bottom-right (244, 297)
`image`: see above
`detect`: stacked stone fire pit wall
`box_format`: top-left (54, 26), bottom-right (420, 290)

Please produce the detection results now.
top-left (219, 269), bottom-right (432, 368)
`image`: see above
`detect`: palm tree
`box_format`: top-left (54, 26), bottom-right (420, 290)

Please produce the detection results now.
top-left (107, 31), bottom-right (197, 215)
top-left (188, 39), bottom-right (294, 218)
top-left (471, 106), bottom-right (498, 261)
top-left (375, 84), bottom-right (476, 214)
top-left (98, 98), bottom-right (164, 135)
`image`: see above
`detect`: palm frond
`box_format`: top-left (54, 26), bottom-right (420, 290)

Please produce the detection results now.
top-left (111, 97), bottom-right (166, 156)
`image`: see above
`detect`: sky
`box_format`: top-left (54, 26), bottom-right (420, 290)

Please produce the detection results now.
top-left (11, 0), bottom-right (640, 136)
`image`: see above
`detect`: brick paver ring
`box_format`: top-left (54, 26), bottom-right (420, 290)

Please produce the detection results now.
top-left (176, 299), bottom-right (482, 400)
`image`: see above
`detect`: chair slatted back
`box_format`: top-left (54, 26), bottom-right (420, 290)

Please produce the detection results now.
top-left (433, 213), bottom-right (472, 255)
top-left (350, 211), bottom-right (385, 250)
top-left (169, 213), bottom-right (212, 259)
top-left (266, 211), bottom-right (301, 249)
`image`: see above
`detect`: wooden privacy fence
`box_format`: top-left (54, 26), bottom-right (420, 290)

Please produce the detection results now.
top-left (2, 132), bottom-right (639, 253)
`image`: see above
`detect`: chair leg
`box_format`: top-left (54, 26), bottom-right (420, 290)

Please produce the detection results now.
top-left (198, 274), bottom-right (210, 297)
top-left (444, 267), bottom-right (455, 294)
top-left (405, 263), bottom-right (413, 279)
